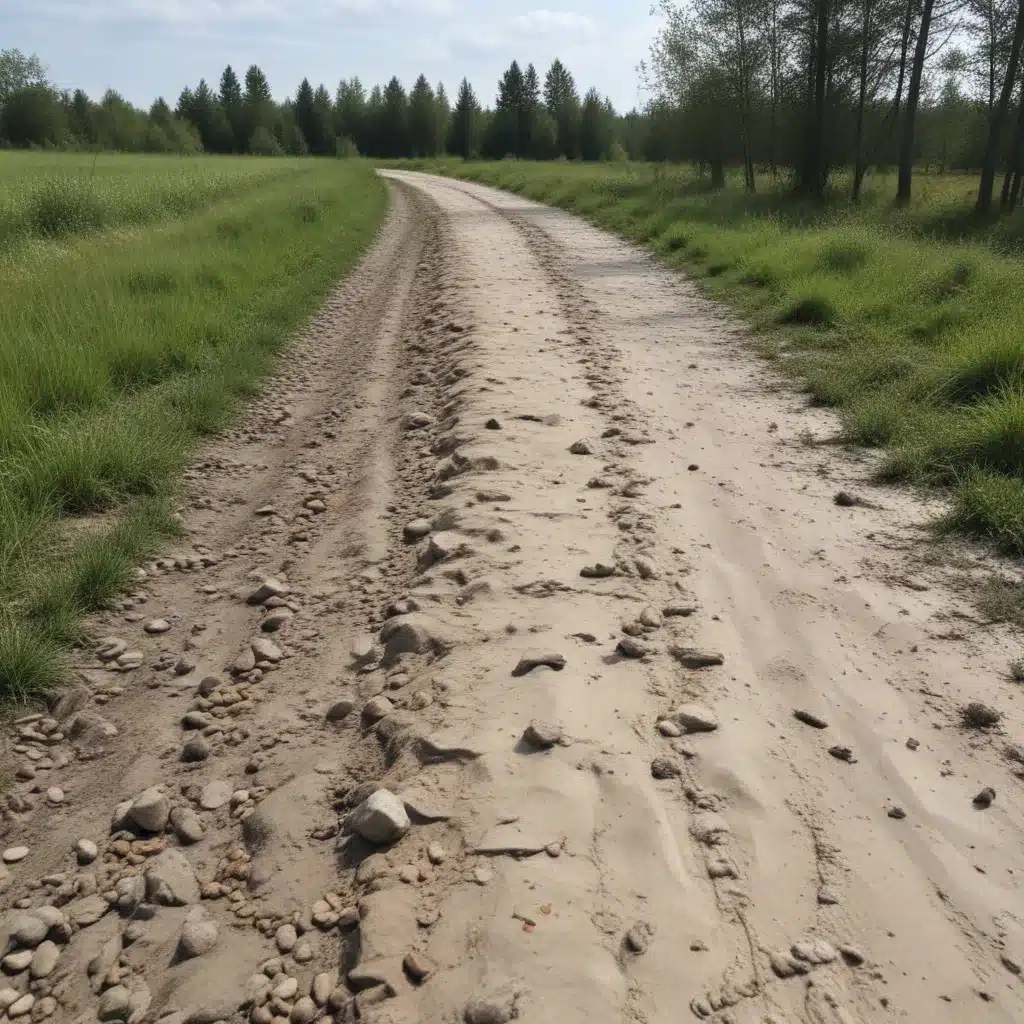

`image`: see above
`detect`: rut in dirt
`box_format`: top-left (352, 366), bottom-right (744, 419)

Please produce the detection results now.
top-left (0, 171), bottom-right (1021, 1024)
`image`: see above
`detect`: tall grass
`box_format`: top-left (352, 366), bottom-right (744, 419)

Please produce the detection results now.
top-left (0, 152), bottom-right (388, 702)
top-left (405, 159), bottom-right (1024, 554)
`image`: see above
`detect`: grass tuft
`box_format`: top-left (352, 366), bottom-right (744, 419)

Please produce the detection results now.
top-left (778, 295), bottom-right (835, 327)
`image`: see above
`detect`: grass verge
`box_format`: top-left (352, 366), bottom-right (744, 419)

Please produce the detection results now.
top-left (401, 159), bottom-right (1024, 556)
top-left (0, 153), bottom-right (387, 704)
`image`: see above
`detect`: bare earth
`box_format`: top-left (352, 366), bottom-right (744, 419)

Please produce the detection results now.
top-left (2, 171), bottom-right (1022, 1024)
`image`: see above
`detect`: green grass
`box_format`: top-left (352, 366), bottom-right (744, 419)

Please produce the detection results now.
top-left (400, 158), bottom-right (1024, 555)
top-left (0, 152), bottom-right (387, 703)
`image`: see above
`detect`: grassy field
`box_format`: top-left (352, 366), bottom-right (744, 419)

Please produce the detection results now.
top-left (404, 159), bottom-right (1024, 558)
top-left (0, 152), bottom-right (387, 702)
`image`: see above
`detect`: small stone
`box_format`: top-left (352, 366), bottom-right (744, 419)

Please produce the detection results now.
top-left (410, 689), bottom-right (433, 710)
top-left (473, 865), bottom-right (493, 885)
top-left (569, 438), bottom-right (595, 455)
top-left (2, 846), bottom-right (29, 864)
top-left (174, 656), bottom-right (197, 676)
top-left (485, 417), bottom-right (501, 429)
top-left (145, 848), bottom-right (199, 905)
top-left (650, 756), bottom-right (681, 780)
top-left (0, 990), bottom-right (18, 1011)
top-left (403, 519), bottom-right (433, 541)
top-left (464, 986), bottom-right (520, 1024)
top-left (144, 619), bottom-right (171, 635)
top-left (625, 921), bottom-right (653, 954)
top-left (398, 864), bottom-right (419, 884)
top-left (200, 780), bottom-right (233, 810)
top-left (361, 696), bottom-right (394, 724)
top-left (46, 786), bottom-right (65, 804)
top-left (76, 839), bottom-right (99, 864)
top-left (7, 994), bottom-right (34, 1019)
top-left (545, 843), bottom-right (562, 857)
top-left (273, 976), bottom-right (298, 1000)
top-left (180, 909), bottom-right (219, 958)
top-left (616, 636), bottom-right (653, 658)
top-left (250, 637), bottom-right (282, 663)
top-left (262, 609), bottom-right (293, 633)
top-left (639, 607), bottom-right (663, 628)
top-left (580, 562), bottom-right (616, 578)
top-left (97, 986), bottom-right (130, 1021)
top-left (290, 997), bottom-right (317, 1024)
top-left (656, 720), bottom-right (682, 737)
top-left (348, 789), bottom-right (410, 845)
top-left (840, 945), bottom-right (866, 966)
top-left (673, 704), bottom-right (719, 733)
top-left (311, 973), bottom-right (335, 1006)
top-left (669, 647), bottom-right (724, 669)
top-left (66, 893), bottom-right (108, 927)
top-left (404, 411), bottom-right (434, 430)
top-left (690, 939), bottom-right (708, 952)
top-left (182, 735), bottom-right (211, 762)
top-left (326, 699), bottom-right (356, 722)
top-left (403, 951), bottom-right (436, 982)
top-left (275, 924), bottom-right (297, 953)
top-left (292, 942), bottom-right (314, 964)
top-left (3, 949), bottom-right (33, 971)
top-left (171, 806), bottom-right (205, 844)
top-left (521, 720), bottom-right (563, 749)
top-left (887, 806), bottom-right (906, 820)
top-left (129, 787), bottom-right (171, 833)
top-left (906, 737), bottom-right (920, 751)
top-left (973, 787), bottom-right (996, 808)
top-left (427, 842), bottom-right (447, 865)
top-left (634, 556), bottom-right (657, 580)
top-left (828, 745), bottom-right (854, 762)
top-left (794, 709), bottom-right (829, 729)
top-left (817, 885), bottom-right (841, 905)
top-left (247, 579), bottom-right (290, 605)
top-left (512, 651), bottom-right (566, 677)
top-left (13, 913), bottom-right (48, 947)
top-left (1001, 954), bottom-right (1021, 976)
top-left (232, 649), bottom-right (257, 674)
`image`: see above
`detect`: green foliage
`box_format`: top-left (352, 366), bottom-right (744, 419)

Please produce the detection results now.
top-left (0, 152), bottom-right (387, 698)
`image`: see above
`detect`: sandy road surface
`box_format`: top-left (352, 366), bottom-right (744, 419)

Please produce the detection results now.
top-left (1, 171), bottom-right (1022, 1024)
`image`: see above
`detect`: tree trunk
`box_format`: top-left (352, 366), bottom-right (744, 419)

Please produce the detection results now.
top-left (1001, 80), bottom-right (1024, 207)
top-left (978, 0), bottom-right (1024, 214)
top-left (896, 0), bottom-right (935, 204)
top-left (852, 0), bottom-right (873, 200)
top-left (802, 0), bottom-right (830, 195)
top-left (735, 2), bottom-right (757, 192)
top-left (891, 0), bottom-right (916, 124)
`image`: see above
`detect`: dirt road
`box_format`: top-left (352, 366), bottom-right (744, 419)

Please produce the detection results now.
top-left (2, 171), bottom-right (1022, 1024)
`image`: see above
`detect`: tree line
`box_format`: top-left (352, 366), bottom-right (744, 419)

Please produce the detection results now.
top-left (0, 48), bottom-right (621, 162)
top-left (641, 0), bottom-right (1024, 211)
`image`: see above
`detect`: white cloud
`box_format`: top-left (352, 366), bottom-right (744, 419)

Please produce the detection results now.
top-left (510, 10), bottom-right (596, 37)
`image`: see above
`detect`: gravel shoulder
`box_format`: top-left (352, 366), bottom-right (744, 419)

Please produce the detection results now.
top-left (0, 171), bottom-right (1020, 1024)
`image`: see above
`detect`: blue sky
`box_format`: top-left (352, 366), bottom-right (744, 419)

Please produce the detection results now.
top-left (4, 1), bottom-right (658, 112)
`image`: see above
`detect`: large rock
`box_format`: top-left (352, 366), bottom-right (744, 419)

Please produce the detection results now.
top-left (672, 704), bottom-right (720, 733)
top-left (66, 894), bottom-right (109, 928)
top-left (179, 909), bottom-right (219, 959)
top-left (379, 614), bottom-right (448, 660)
top-left (145, 848), bottom-right (199, 906)
top-left (250, 638), bottom-right (282, 663)
top-left (29, 941), bottom-right (59, 979)
top-left (128, 788), bottom-right (170, 833)
top-left (347, 790), bottom-right (410, 845)
top-left (247, 579), bottom-right (290, 605)
top-left (67, 711), bottom-right (118, 746)
top-left (171, 806), bottom-right (205, 845)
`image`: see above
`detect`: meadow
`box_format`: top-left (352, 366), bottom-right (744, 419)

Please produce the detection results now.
top-left (406, 159), bottom-right (1024, 560)
top-left (0, 152), bottom-right (387, 701)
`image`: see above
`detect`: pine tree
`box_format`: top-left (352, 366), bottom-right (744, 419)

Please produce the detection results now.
top-left (408, 75), bottom-right (435, 156)
top-left (448, 77), bottom-right (481, 158)
top-left (219, 65), bottom-right (244, 152)
top-left (579, 87), bottom-right (613, 160)
top-left (242, 65), bottom-right (273, 152)
top-left (544, 58), bottom-right (580, 158)
top-left (381, 77), bottom-right (409, 157)
top-left (311, 84), bottom-right (336, 155)
top-left (334, 78), bottom-right (366, 153)
top-left (435, 82), bottom-right (450, 156)
top-left (294, 78), bottom-right (316, 155)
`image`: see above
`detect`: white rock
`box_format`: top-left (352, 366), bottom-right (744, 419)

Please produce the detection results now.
top-left (0, 989), bottom-right (20, 1010)
top-left (275, 924), bottom-right (297, 954)
top-left (7, 993), bottom-right (34, 1018)
top-left (179, 909), bottom-right (219, 959)
top-left (291, 996), bottom-right (317, 1024)
top-left (347, 789), bottom-right (410, 845)
top-left (247, 578), bottom-right (290, 605)
top-left (250, 637), bottom-right (282, 663)
top-left (128, 788), bottom-right (170, 833)
top-left (12, 913), bottom-right (48, 947)
top-left (200, 780), bottom-right (232, 810)
top-left (144, 618), bottom-right (171, 634)
top-left (673, 703), bottom-right (720, 733)
top-left (273, 976), bottom-right (298, 1000)
top-left (75, 839), bottom-right (98, 864)
top-left (2, 846), bottom-right (28, 864)
top-left (30, 940), bottom-right (60, 979)
top-left (144, 848), bottom-right (199, 906)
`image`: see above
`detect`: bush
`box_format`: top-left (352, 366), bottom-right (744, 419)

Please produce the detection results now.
top-left (249, 125), bottom-right (283, 156)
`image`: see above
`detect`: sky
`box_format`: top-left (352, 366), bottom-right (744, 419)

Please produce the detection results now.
top-left (3, 1), bottom-right (660, 113)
